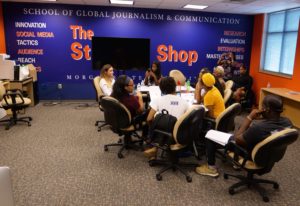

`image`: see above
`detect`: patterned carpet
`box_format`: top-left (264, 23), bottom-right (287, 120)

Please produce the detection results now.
top-left (0, 102), bottom-right (299, 206)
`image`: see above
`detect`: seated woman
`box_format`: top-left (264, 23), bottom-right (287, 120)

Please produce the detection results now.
top-left (144, 77), bottom-right (189, 158)
top-left (144, 61), bottom-right (162, 86)
top-left (111, 75), bottom-right (144, 118)
top-left (194, 68), bottom-right (224, 104)
top-left (99, 64), bottom-right (115, 96)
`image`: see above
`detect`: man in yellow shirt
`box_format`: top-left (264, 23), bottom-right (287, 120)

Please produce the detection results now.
top-left (202, 73), bottom-right (225, 119)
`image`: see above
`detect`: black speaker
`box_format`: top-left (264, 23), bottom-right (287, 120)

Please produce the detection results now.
top-left (14, 65), bottom-right (20, 80)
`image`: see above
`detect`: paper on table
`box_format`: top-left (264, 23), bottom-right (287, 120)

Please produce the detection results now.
top-left (205, 129), bottom-right (233, 146)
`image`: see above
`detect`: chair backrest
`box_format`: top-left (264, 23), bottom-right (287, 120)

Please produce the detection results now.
top-left (93, 76), bottom-right (104, 102)
top-left (252, 128), bottom-right (298, 168)
top-left (169, 69), bottom-right (186, 86)
top-left (215, 103), bottom-right (241, 132)
top-left (0, 166), bottom-right (14, 206)
top-left (101, 96), bottom-right (132, 130)
top-left (173, 107), bottom-right (205, 145)
top-left (223, 88), bottom-right (233, 105)
top-left (225, 80), bottom-right (234, 90)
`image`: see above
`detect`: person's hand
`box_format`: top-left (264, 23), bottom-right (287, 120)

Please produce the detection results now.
top-left (248, 108), bottom-right (264, 120)
top-left (136, 91), bottom-right (142, 98)
top-left (145, 71), bottom-right (150, 77)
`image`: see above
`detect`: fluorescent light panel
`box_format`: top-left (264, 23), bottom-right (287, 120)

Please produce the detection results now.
top-left (40, 0), bottom-right (57, 1)
top-left (183, 4), bottom-right (208, 10)
top-left (110, 0), bottom-right (134, 5)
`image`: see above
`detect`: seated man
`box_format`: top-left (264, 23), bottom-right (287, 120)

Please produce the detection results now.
top-left (196, 94), bottom-right (293, 177)
top-left (144, 76), bottom-right (189, 158)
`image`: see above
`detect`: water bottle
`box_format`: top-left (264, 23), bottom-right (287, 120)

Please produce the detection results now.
top-left (186, 80), bottom-right (190, 92)
top-left (141, 80), bottom-right (145, 86)
top-left (137, 83), bottom-right (141, 91)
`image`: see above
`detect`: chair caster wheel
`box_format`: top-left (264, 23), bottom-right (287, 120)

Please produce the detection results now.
top-left (156, 174), bottom-right (162, 181)
top-left (98, 128), bottom-right (101, 132)
top-left (229, 188), bottom-right (235, 195)
top-left (29, 117), bottom-right (32, 121)
top-left (104, 146), bottom-right (108, 151)
top-left (118, 153), bottom-right (124, 159)
top-left (5, 126), bottom-right (9, 130)
top-left (273, 183), bottom-right (279, 189)
top-left (224, 174), bottom-right (228, 179)
top-left (118, 139), bottom-right (122, 143)
top-left (28, 123), bottom-right (31, 126)
top-left (263, 196), bottom-right (269, 202)
top-left (95, 122), bottom-right (98, 126)
top-left (186, 176), bottom-right (192, 183)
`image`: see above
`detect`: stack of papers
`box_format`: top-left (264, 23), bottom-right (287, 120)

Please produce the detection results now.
top-left (205, 129), bottom-right (233, 146)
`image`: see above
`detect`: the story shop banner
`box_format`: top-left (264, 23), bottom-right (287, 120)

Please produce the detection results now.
top-left (3, 2), bottom-right (253, 100)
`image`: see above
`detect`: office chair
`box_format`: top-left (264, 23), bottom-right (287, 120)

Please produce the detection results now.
top-left (224, 128), bottom-right (298, 202)
top-left (101, 96), bottom-right (145, 158)
top-left (199, 103), bottom-right (241, 160)
top-left (93, 76), bottom-right (108, 131)
top-left (149, 106), bottom-right (205, 182)
top-left (225, 80), bottom-right (234, 90)
top-left (169, 69), bottom-right (186, 86)
top-left (223, 88), bottom-right (233, 106)
top-left (0, 82), bottom-right (32, 130)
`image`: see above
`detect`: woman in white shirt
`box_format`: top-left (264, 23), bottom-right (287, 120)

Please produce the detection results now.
top-left (99, 64), bottom-right (115, 96)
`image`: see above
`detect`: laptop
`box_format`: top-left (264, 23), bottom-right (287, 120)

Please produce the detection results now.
top-left (0, 166), bottom-right (14, 206)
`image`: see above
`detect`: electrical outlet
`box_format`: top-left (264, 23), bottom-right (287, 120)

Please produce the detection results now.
top-left (58, 83), bottom-right (63, 89)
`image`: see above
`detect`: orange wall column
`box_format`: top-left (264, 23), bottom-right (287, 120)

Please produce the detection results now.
top-left (0, 2), bottom-right (6, 53)
top-left (250, 14), bottom-right (300, 104)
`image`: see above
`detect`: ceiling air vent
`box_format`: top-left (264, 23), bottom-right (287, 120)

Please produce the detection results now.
top-left (223, 0), bottom-right (257, 4)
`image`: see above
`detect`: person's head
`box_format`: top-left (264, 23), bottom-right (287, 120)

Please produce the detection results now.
top-left (100, 64), bottom-right (114, 79)
top-left (201, 73), bottom-right (215, 90)
top-left (213, 66), bottom-right (224, 77)
top-left (228, 52), bottom-right (235, 61)
top-left (111, 75), bottom-right (134, 99)
top-left (159, 77), bottom-right (176, 95)
top-left (239, 64), bottom-right (247, 75)
top-left (151, 61), bottom-right (161, 76)
top-left (198, 67), bottom-right (209, 82)
top-left (261, 95), bottom-right (283, 118)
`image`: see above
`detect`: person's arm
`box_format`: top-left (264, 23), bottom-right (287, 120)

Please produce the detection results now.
top-left (146, 108), bottom-right (156, 125)
top-left (206, 105), bottom-right (214, 118)
top-left (144, 71), bottom-right (150, 85)
top-left (234, 109), bottom-right (262, 147)
top-left (149, 71), bottom-right (159, 85)
top-left (100, 79), bottom-right (111, 96)
top-left (194, 82), bottom-right (201, 103)
top-left (136, 91), bottom-right (144, 113)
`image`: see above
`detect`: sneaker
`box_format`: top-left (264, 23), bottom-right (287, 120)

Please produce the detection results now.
top-left (195, 164), bottom-right (219, 177)
top-left (143, 147), bottom-right (157, 158)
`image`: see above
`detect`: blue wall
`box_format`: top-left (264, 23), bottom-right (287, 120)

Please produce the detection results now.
top-left (3, 2), bottom-right (253, 100)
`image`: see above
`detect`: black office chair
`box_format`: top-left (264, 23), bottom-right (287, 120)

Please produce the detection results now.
top-left (149, 106), bottom-right (205, 182)
top-left (93, 76), bottom-right (108, 132)
top-left (0, 83), bottom-right (32, 130)
top-left (224, 128), bottom-right (298, 202)
top-left (101, 96), bottom-right (145, 158)
top-left (198, 103), bottom-right (241, 160)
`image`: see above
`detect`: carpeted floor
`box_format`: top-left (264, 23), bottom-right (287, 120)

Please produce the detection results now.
top-left (0, 102), bottom-right (299, 206)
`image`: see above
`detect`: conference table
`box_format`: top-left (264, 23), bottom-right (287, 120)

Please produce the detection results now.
top-left (139, 85), bottom-right (197, 107)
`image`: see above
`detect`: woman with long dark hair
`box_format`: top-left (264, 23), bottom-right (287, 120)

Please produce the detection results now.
top-left (144, 61), bottom-right (162, 86)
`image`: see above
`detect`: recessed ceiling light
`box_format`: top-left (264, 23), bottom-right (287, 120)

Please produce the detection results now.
top-left (110, 0), bottom-right (134, 5)
top-left (40, 0), bottom-right (57, 1)
top-left (183, 4), bottom-right (208, 10)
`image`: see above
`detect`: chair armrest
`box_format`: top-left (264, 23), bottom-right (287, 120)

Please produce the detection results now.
top-left (203, 116), bottom-right (216, 131)
top-left (225, 141), bottom-right (250, 168)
